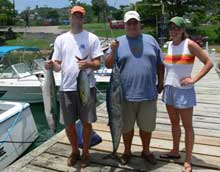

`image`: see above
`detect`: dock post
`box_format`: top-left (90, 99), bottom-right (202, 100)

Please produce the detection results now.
top-left (210, 48), bottom-right (216, 69)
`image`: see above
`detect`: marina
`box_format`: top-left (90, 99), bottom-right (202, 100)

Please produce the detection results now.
top-left (3, 57), bottom-right (220, 172)
top-left (1, 1), bottom-right (220, 171)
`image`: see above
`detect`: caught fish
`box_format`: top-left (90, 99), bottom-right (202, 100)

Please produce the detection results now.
top-left (106, 61), bottom-right (123, 155)
top-left (41, 51), bottom-right (59, 133)
top-left (76, 56), bottom-right (91, 106)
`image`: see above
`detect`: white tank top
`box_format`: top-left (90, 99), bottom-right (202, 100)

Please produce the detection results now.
top-left (163, 38), bottom-right (195, 89)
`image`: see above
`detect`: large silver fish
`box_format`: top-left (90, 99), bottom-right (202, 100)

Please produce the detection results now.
top-left (76, 56), bottom-right (91, 107)
top-left (106, 61), bottom-right (123, 155)
top-left (41, 53), bottom-right (59, 134)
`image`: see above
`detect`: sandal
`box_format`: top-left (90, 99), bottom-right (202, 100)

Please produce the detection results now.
top-left (80, 154), bottom-right (90, 168)
top-left (141, 152), bottom-right (157, 165)
top-left (67, 150), bottom-right (80, 166)
top-left (182, 162), bottom-right (192, 172)
top-left (120, 153), bottom-right (132, 165)
top-left (160, 153), bottom-right (181, 159)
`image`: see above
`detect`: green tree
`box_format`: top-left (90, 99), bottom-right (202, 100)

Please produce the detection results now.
top-left (136, 0), bottom-right (208, 19)
top-left (111, 9), bottom-right (124, 20)
top-left (0, 0), bottom-right (14, 25)
top-left (47, 9), bottom-right (59, 25)
top-left (92, 0), bottom-right (108, 23)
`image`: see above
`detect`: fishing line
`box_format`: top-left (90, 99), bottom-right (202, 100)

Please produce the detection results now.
top-left (105, 0), bottom-right (117, 40)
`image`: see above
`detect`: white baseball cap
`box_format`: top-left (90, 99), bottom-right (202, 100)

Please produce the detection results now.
top-left (124, 11), bottom-right (140, 23)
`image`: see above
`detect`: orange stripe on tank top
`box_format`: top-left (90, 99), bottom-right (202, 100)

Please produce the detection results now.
top-left (164, 54), bottom-right (195, 64)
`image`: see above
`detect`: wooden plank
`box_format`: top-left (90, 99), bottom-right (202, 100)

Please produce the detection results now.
top-left (156, 112), bottom-right (220, 124)
top-left (47, 143), bottom-right (220, 172)
top-left (91, 129), bottom-right (220, 158)
top-left (96, 112), bottom-right (220, 137)
top-left (93, 123), bottom-right (220, 147)
top-left (156, 118), bottom-right (220, 131)
top-left (99, 111), bottom-right (220, 126)
top-left (156, 104), bottom-right (220, 118)
top-left (98, 101), bottom-right (220, 119)
top-left (30, 153), bottom-right (73, 172)
top-left (18, 165), bottom-right (56, 172)
top-left (155, 123), bottom-right (220, 138)
top-left (157, 109), bottom-right (220, 119)
top-left (96, 115), bottom-right (220, 138)
top-left (3, 130), bottom-right (67, 172)
top-left (45, 144), bottom-right (147, 171)
top-left (59, 138), bottom-right (220, 170)
top-left (98, 109), bottom-right (220, 119)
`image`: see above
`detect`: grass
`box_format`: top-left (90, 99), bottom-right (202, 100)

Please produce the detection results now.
top-left (5, 23), bottom-right (219, 50)
top-left (59, 23), bottom-right (155, 37)
top-left (5, 34), bottom-right (53, 50)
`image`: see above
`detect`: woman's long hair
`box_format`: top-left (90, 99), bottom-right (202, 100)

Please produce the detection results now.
top-left (181, 30), bottom-right (188, 41)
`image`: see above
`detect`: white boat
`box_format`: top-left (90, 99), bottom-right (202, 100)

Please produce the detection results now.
top-left (0, 46), bottom-right (60, 103)
top-left (94, 65), bottom-right (111, 83)
top-left (0, 101), bottom-right (38, 170)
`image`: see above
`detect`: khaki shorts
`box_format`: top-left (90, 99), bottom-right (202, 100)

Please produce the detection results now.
top-left (122, 99), bottom-right (157, 133)
top-left (60, 87), bottom-right (97, 127)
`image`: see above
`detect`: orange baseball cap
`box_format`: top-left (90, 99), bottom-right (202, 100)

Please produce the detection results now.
top-left (71, 6), bottom-right (86, 16)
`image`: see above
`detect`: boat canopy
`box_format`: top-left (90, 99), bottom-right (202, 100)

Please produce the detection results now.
top-left (0, 46), bottom-right (40, 58)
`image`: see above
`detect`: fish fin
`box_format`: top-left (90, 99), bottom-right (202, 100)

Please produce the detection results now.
top-left (75, 56), bottom-right (81, 61)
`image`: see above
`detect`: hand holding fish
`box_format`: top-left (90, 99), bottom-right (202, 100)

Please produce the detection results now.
top-left (45, 60), bottom-right (53, 70)
top-left (110, 40), bottom-right (119, 52)
top-left (77, 60), bottom-right (90, 70)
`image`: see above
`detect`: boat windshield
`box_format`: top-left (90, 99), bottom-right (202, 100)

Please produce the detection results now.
top-left (0, 49), bottom-right (45, 79)
top-left (0, 63), bottom-right (31, 79)
top-left (0, 58), bottom-right (45, 79)
top-left (32, 58), bottom-right (45, 72)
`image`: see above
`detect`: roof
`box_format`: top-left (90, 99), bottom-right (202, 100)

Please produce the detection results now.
top-left (0, 46), bottom-right (40, 58)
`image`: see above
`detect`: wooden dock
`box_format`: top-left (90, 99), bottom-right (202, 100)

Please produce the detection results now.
top-left (4, 59), bottom-right (220, 172)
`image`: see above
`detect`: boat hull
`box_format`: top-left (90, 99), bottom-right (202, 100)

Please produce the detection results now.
top-left (0, 102), bottom-right (38, 170)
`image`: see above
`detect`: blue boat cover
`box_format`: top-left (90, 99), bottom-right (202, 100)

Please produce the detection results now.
top-left (0, 46), bottom-right (40, 58)
top-left (76, 120), bottom-right (102, 148)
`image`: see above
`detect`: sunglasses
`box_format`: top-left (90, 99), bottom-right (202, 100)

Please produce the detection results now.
top-left (169, 26), bottom-right (181, 31)
top-left (72, 14), bottom-right (84, 19)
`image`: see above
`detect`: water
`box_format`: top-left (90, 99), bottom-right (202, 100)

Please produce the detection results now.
top-left (26, 83), bottom-right (108, 152)
top-left (28, 103), bottom-right (64, 150)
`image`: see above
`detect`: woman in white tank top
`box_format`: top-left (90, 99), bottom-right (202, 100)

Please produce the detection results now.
top-left (160, 17), bottom-right (213, 172)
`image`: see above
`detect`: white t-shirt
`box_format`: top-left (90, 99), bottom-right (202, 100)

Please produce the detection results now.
top-left (52, 30), bottom-right (103, 91)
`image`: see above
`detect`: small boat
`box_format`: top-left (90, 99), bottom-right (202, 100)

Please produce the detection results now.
top-left (0, 101), bottom-right (38, 170)
top-left (0, 46), bottom-right (60, 103)
top-left (94, 65), bottom-right (111, 83)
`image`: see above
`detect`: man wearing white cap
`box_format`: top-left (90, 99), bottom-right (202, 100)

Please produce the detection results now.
top-left (106, 11), bottom-right (164, 165)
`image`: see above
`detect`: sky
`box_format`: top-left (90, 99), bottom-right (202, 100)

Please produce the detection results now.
top-left (11, 0), bottom-right (140, 13)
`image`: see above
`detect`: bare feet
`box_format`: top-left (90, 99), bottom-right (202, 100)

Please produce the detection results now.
top-left (182, 162), bottom-right (192, 172)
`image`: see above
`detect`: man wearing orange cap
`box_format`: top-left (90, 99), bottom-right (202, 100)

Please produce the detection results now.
top-left (45, 6), bottom-right (103, 168)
